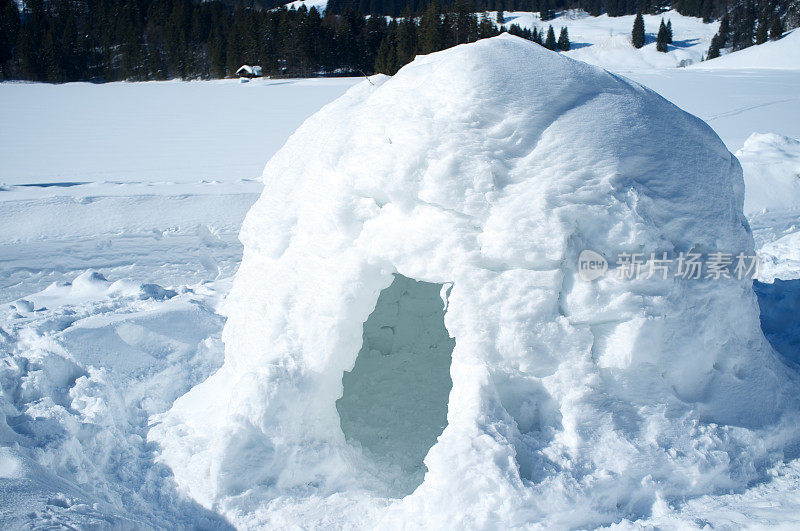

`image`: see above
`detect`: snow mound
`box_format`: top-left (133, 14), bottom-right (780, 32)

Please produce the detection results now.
top-left (694, 29), bottom-right (800, 70)
top-left (737, 132), bottom-right (800, 216)
top-left (151, 35), bottom-right (800, 528)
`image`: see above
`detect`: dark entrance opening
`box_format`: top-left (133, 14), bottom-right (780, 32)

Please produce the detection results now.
top-left (336, 274), bottom-right (454, 496)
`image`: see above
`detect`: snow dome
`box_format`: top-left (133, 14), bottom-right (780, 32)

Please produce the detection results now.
top-left (151, 34), bottom-right (800, 527)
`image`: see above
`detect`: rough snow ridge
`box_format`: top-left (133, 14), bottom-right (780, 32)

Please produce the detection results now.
top-left (150, 35), bottom-right (800, 527)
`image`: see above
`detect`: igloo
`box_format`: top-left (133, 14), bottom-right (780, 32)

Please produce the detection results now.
top-left (151, 35), bottom-right (800, 528)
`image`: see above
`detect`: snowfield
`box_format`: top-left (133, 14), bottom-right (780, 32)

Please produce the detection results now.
top-left (2, 17), bottom-right (800, 530)
top-left (0, 77), bottom-right (357, 185)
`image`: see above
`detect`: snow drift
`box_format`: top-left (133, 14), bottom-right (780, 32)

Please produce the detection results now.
top-left (738, 132), bottom-right (800, 217)
top-left (151, 34), bottom-right (800, 528)
top-left (739, 132), bottom-right (800, 283)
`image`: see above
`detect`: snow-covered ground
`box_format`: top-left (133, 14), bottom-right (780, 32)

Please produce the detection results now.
top-left (2, 20), bottom-right (800, 529)
top-left (0, 77), bottom-right (357, 186)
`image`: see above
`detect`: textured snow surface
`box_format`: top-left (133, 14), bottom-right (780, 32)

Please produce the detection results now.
top-left (0, 271), bottom-right (233, 528)
top-left (151, 35), bottom-right (800, 528)
top-left (0, 181), bottom-right (259, 303)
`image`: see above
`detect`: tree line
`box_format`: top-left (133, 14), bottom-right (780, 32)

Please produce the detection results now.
top-left (329, 0), bottom-right (665, 18)
top-left (1, 0), bottom-right (795, 82)
top-left (0, 0), bottom-right (573, 82)
top-left (706, 0), bottom-right (789, 59)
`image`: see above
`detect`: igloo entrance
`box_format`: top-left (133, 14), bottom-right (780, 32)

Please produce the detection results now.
top-left (336, 274), bottom-right (454, 496)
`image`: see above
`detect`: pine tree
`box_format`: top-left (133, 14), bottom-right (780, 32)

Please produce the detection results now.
top-left (700, 0), bottom-right (712, 22)
top-left (557, 26), bottom-right (569, 51)
top-left (544, 24), bottom-right (556, 50)
top-left (478, 13), bottom-right (498, 39)
top-left (16, 0), bottom-right (46, 80)
top-left (209, 28), bottom-right (227, 78)
top-left (631, 12), bottom-right (645, 49)
top-left (755, 17), bottom-right (769, 44)
top-left (395, 15), bottom-right (417, 64)
top-left (666, 19), bottom-right (673, 44)
top-left (706, 33), bottom-right (722, 59)
top-left (729, 1), bottom-right (757, 51)
top-left (453, 0), bottom-right (477, 45)
top-left (41, 26), bottom-right (61, 82)
top-left (719, 14), bottom-right (730, 46)
top-left (375, 29), bottom-right (398, 74)
top-left (769, 16), bottom-right (785, 40)
top-left (0, 0), bottom-right (20, 79)
top-left (540, 0), bottom-right (554, 21)
top-left (497, 9), bottom-right (504, 23)
top-left (419, 2), bottom-right (445, 54)
top-left (656, 19), bottom-right (668, 52)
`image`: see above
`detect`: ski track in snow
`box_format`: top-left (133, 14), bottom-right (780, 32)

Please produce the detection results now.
top-left (1, 26), bottom-right (800, 528)
top-left (704, 97), bottom-right (800, 122)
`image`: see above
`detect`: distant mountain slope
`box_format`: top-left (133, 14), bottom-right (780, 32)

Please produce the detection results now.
top-left (498, 10), bottom-right (717, 70)
top-left (693, 28), bottom-right (800, 68)
top-left (283, 0), bottom-right (329, 11)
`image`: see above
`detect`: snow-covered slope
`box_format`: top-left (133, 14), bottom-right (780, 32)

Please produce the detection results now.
top-left (151, 35), bottom-right (800, 528)
top-left (501, 10), bottom-right (717, 71)
top-left (694, 29), bottom-right (800, 70)
top-left (284, 0), bottom-right (327, 11)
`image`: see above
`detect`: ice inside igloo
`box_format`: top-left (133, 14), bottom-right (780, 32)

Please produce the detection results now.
top-left (150, 34), bottom-right (800, 528)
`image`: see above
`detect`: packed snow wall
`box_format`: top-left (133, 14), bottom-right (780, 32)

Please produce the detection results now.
top-left (151, 34), bottom-right (800, 528)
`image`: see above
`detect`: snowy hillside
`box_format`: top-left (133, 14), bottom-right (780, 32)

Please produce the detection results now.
top-left (284, 0), bottom-right (327, 10)
top-left (501, 9), bottom-right (718, 70)
top-left (693, 28), bottom-right (800, 69)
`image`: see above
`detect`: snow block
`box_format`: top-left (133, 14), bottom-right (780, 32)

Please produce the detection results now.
top-left (150, 35), bottom-right (800, 528)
